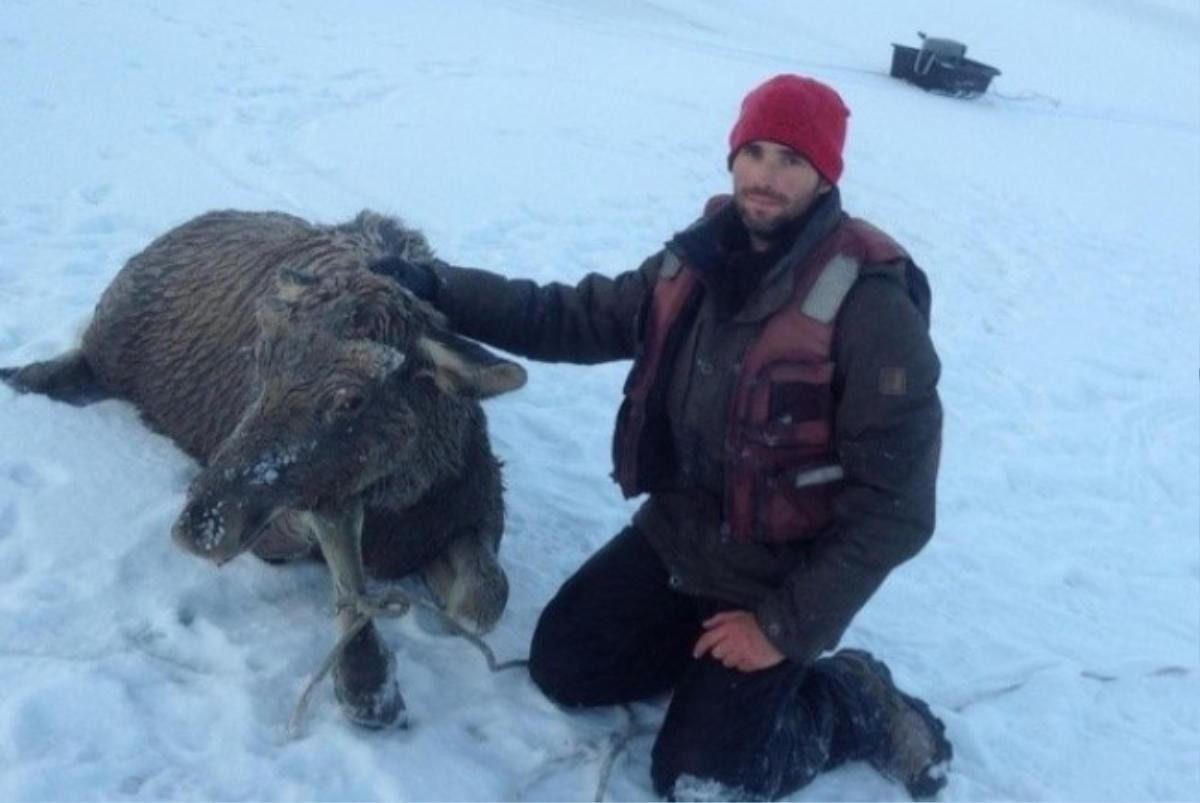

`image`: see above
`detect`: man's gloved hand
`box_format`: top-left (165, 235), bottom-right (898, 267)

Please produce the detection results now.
top-left (369, 256), bottom-right (441, 303)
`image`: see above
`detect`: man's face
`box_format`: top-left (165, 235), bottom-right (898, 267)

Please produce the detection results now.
top-left (731, 141), bottom-right (830, 246)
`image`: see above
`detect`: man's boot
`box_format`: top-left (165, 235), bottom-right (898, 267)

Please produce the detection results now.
top-left (830, 649), bottom-right (953, 800)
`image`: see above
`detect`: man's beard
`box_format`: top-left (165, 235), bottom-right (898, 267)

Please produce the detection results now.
top-left (734, 186), bottom-right (819, 242)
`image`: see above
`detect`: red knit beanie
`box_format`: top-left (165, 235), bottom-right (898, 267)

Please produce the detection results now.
top-left (728, 75), bottom-right (850, 184)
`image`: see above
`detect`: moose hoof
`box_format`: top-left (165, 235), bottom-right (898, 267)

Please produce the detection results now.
top-left (446, 578), bottom-right (508, 636)
top-left (333, 623), bottom-right (406, 729)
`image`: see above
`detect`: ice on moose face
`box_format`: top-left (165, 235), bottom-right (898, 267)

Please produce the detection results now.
top-left (226, 442), bottom-right (314, 487)
top-left (245, 444), bottom-right (302, 486)
top-left (194, 505), bottom-right (226, 553)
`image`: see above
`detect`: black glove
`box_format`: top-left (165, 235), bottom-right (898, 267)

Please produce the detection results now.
top-left (369, 256), bottom-right (441, 302)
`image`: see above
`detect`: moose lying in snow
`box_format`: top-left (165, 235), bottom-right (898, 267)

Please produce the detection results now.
top-left (0, 209), bottom-right (525, 729)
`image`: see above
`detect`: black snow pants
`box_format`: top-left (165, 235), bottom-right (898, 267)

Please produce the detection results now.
top-left (528, 526), bottom-right (887, 801)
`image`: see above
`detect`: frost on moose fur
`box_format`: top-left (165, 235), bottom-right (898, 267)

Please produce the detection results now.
top-left (0, 209), bottom-right (526, 729)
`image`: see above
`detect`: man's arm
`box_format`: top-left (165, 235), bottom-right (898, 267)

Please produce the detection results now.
top-left (384, 254), bottom-right (663, 364)
top-left (754, 271), bottom-right (943, 664)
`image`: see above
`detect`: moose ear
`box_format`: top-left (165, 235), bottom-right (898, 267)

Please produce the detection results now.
top-left (256, 295), bottom-right (292, 332)
top-left (274, 268), bottom-right (321, 304)
top-left (417, 329), bottom-right (527, 399)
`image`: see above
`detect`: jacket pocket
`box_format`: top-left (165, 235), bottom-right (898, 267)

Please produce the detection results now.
top-left (746, 361), bottom-right (834, 448)
top-left (754, 457), bottom-right (840, 542)
top-left (740, 361), bottom-right (838, 542)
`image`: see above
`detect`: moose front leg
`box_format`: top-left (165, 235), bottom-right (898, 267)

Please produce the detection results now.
top-left (308, 501), bottom-right (406, 729)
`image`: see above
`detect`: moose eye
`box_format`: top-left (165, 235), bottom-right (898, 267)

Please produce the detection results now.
top-left (330, 388), bottom-right (366, 418)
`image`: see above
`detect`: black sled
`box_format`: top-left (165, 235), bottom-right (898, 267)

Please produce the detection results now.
top-left (890, 32), bottom-right (1001, 98)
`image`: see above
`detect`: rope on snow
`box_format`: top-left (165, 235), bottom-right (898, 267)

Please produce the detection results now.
top-left (286, 585), bottom-right (645, 801)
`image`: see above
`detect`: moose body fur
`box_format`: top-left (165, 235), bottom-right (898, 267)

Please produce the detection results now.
top-left (2, 209), bottom-right (526, 729)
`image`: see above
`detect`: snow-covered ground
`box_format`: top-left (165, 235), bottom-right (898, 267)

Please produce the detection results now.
top-left (1, 0), bottom-right (1198, 799)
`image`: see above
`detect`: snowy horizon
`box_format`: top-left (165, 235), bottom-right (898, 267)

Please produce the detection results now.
top-left (1, 1), bottom-right (1197, 800)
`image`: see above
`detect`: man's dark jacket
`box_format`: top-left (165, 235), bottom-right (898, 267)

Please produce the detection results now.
top-left (427, 189), bottom-right (942, 664)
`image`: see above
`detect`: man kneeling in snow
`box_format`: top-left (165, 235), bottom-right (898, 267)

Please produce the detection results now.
top-left (377, 74), bottom-right (951, 800)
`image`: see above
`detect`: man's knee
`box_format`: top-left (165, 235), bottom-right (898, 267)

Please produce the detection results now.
top-left (650, 731), bottom-right (756, 801)
top-left (649, 659), bottom-right (820, 800)
top-left (527, 594), bottom-right (590, 707)
top-left (650, 719), bottom-right (814, 802)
